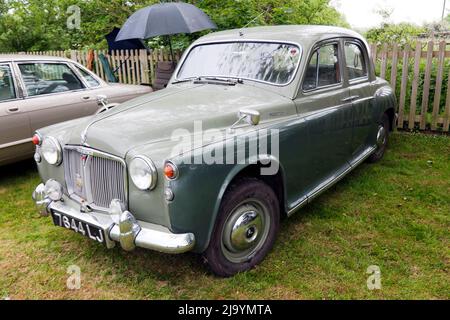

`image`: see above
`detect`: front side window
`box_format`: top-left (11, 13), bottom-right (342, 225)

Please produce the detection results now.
top-left (76, 66), bottom-right (100, 87)
top-left (0, 64), bottom-right (16, 102)
top-left (303, 43), bottom-right (340, 91)
top-left (18, 63), bottom-right (84, 97)
top-left (344, 42), bottom-right (368, 80)
top-left (177, 42), bottom-right (301, 85)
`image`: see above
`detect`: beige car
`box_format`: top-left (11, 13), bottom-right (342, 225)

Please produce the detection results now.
top-left (0, 54), bottom-right (153, 165)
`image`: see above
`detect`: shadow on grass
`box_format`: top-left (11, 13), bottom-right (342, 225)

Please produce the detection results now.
top-left (0, 159), bottom-right (37, 182)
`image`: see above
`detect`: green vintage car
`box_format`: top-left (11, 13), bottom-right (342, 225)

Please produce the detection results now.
top-left (32, 25), bottom-right (396, 277)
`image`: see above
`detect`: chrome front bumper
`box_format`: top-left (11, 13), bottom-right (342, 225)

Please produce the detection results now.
top-left (32, 183), bottom-right (195, 254)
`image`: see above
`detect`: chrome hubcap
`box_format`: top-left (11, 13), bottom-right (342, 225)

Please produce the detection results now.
top-left (229, 210), bottom-right (262, 251)
top-left (221, 200), bottom-right (270, 263)
top-left (376, 125), bottom-right (387, 148)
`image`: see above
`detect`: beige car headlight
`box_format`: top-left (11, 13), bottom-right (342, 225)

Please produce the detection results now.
top-left (129, 156), bottom-right (157, 191)
top-left (41, 136), bottom-right (62, 166)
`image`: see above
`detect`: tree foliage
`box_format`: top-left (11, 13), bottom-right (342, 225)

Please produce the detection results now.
top-left (365, 22), bottom-right (427, 45)
top-left (0, 0), bottom-right (348, 52)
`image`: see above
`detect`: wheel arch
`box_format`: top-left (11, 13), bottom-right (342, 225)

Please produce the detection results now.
top-left (203, 155), bottom-right (287, 252)
top-left (374, 83), bottom-right (397, 131)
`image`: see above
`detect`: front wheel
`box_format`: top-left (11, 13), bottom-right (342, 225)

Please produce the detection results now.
top-left (203, 178), bottom-right (280, 277)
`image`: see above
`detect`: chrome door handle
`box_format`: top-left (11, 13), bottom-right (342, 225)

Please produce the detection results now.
top-left (8, 107), bottom-right (19, 112)
top-left (82, 96), bottom-right (91, 100)
top-left (341, 95), bottom-right (360, 103)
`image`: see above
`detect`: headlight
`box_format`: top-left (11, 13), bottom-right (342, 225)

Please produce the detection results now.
top-left (129, 156), bottom-right (157, 190)
top-left (41, 136), bottom-right (62, 165)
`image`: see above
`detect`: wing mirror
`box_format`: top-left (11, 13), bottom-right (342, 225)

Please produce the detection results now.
top-left (229, 109), bottom-right (261, 132)
top-left (96, 95), bottom-right (108, 107)
top-left (239, 109), bottom-right (261, 126)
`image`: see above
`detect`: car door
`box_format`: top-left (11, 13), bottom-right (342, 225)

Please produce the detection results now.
top-left (343, 40), bottom-right (377, 160)
top-left (292, 40), bottom-right (353, 200)
top-left (15, 61), bottom-right (99, 132)
top-left (0, 62), bottom-right (33, 165)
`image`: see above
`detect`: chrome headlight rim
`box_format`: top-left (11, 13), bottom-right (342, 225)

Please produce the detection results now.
top-left (129, 155), bottom-right (158, 191)
top-left (41, 136), bottom-right (62, 166)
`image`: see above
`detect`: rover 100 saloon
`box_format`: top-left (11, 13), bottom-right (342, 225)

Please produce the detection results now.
top-left (32, 26), bottom-right (396, 277)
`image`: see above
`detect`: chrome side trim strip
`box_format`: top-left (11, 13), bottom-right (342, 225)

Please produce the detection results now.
top-left (287, 146), bottom-right (376, 217)
top-left (0, 137), bottom-right (32, 149)
top-left (286, 196), bottom-right (308, 217)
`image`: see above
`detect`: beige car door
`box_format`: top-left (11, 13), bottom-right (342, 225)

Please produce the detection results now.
top-left (0, 63), bottom-right (33, 165)
top-left (15, 61), bottom-right (99, 132)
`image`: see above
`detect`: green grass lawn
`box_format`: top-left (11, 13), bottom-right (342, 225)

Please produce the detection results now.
top-left (0, 132), bottom-right (449, 300)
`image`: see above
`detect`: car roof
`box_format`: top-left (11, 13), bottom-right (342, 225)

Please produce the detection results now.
top-left (196, 25), bottom-right (366, 47)
top-left (0, 54), bottom-right (73, 63)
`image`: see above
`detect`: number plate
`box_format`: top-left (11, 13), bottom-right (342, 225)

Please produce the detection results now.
top-left (51, 210), bottom-right (105, 244)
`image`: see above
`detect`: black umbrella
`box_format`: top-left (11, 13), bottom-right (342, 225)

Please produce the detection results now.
top-left (105, 27), bottom-right (147, 54)
top-left (115, 2), bottom-right (217, 62)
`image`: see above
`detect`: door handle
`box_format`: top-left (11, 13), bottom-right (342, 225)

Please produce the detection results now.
top-left (8, 107), bottom-right (19, 112)
top-left (341, 95), bottom-right (360, 103)
top-left (82, 96), bottom-right (91, 100)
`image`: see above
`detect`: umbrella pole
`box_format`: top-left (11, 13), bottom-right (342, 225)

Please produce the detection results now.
top-left (168, 36), bottom-right (176, 66)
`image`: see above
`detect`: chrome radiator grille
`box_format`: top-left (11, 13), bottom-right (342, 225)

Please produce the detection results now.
top-left (64, 147), bottom-right (127, 209)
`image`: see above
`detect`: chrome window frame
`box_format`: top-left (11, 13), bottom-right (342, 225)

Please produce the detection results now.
top-left (174, 39), bottom-right (303, 87)
top-left (64, 145), bottom-right (128, 213)
top-left (71, 63), bottom-right (102, 89)
top-left (0, 62), bottom-right (21, 103)
top-left (343, 39), bottom-right (370, 84)
top-left (301, 40), bottom-right (344, 94)
top-left (15, 60), bottom-right (88, 99)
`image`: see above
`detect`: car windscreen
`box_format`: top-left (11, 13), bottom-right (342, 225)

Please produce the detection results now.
top-left (177, 42), bottom-right (301, 85)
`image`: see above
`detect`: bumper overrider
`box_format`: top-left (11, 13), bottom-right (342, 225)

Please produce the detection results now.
top-left (32, 180), bottom-right (195, 254)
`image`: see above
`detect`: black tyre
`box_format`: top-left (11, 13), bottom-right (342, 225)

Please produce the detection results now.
top-left (203, 178), bottom-right (280, 277)
top-left (367, 113), bottom-right (390, 163)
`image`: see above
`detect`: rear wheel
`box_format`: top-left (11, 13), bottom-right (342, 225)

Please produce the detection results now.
top-left (203, 178), bottom-right (280, 277)
top-left (368, 113), bottom-right (390, 163)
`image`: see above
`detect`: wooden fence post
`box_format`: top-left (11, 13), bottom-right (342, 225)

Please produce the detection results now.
top-left (443, 68), bottom-right (450, 132)
top-left (70, 50), bottom-right (77, 62)
top-left (140, 49), bottom-right (150, 85)
top-left (390, 43), bottom-right (399, 94)
top-left (398, 44), bottom-right (410, 129)
top-left (420, 41), bottom-right (434, 130)
top-left (431, 41), bottom-right (446, 130)
top-left (380, 43), bottom-right (388, 79)
top-left (408, 42), bottom-right (422, 130)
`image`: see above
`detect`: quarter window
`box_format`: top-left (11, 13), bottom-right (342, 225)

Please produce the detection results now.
top-left (303, 43), bottom-right (340, 91)
top-left (344, 42), bottom-right (368, 80)
top-left (76, 66), bottom-right (100, 88)
top-left (0, 64), bottom-right (16, 102)
top-left (18, 63), bottom-right (84, 97)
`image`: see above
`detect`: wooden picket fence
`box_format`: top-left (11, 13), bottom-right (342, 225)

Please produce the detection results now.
top-left (13, 41), bottom-right (450, 132)
top-left (20, 49), bottom-right (181, 87)
top-left (370, 41), bottom-right (450, 132)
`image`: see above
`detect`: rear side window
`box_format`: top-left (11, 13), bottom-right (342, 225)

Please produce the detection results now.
top-left (0, 64), bottom-right (16, 102)
top-left (303, 43), bottom-right (340, 91)
top-left (344, 42), bottom-right (368, 80)
top-left (76, 66), bottom-right (100, 88)
top-left (18, 63), bottom-right (84, 97)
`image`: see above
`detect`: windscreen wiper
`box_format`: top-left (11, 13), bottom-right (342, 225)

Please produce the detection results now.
top-left (171, 77), bottom-right (200, 85)
top-left (194, 76), bottom-right (244, 86)
top-left (172, 76), bottom-right (244, 86)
